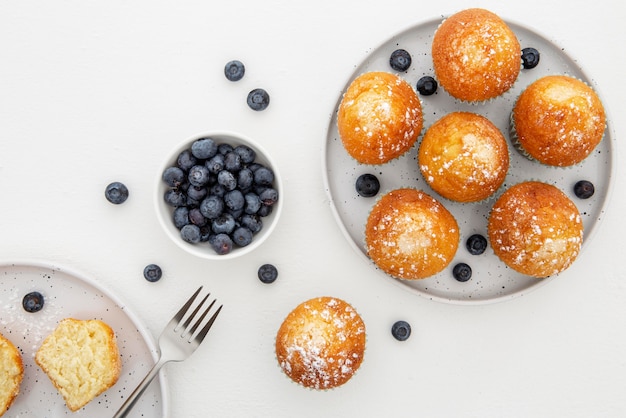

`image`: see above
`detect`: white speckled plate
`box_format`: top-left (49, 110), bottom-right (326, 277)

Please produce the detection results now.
top-left (0, 261), bottom-right (169, 417)
top-left (323, 18), bottom-right (614, 304)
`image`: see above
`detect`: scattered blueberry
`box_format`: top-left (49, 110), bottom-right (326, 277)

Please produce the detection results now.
top-left (258, 263), bottom-right (278, 284)
top-left (452, 263), bottom-right (472, 282)
top-left (389, 49), bottom-right (412, 72)
top-left (105, 182), bottom-right (129, 204)
top-left (143, 264), bottom-right (163, 282)
top-left (247, 88), bottom-right (270, 111)
top-left (416, 76), bottom-right (438, 96)
top-left (224, 60), bottom-right (245, 81)
top-left (521, 47), bottom-right (540, 69)
top-left (355, 173), bottom-right (380, 197)
top-left (574, 180), bottom-right (595, 199)
top-left (391, 320), bottom-right (411, 341)
top-left (466, 234), bottom-right (488, 255)
top-left (22, 291), bottom-right (44, 313)
top-left (191, 138), bottom-right (218, 160)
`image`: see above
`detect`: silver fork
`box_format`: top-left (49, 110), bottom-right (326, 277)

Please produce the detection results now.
top-left (113, 286), bottom-right (223, 418)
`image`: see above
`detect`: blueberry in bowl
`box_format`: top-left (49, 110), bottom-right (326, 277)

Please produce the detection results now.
top-left (155, 131), bottom-right (283, 260)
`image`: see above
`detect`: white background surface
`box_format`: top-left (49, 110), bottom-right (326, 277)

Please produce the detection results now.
top-left (1, 1), bottom-right (625, 417)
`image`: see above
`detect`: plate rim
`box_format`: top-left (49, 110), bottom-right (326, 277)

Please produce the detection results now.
top-left (321, 16), bottom-right (616, 305)
top-left (0, 258), bottom-right (171, 417)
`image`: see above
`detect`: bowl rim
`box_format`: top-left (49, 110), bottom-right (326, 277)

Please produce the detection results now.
top-left (154, 130), bottom-right (283, 260)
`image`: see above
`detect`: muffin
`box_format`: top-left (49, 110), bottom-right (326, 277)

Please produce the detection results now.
top-left (0, 332), bottom-right (23, 417)
top-left (365, 188), bottom-right (459, 279)
top-left (488, 181), bottom-right (583, 278)
top-left (337, 71), bottom-right (423, 164)
top-left (419, 112), bottom-right (509, 202)
top-left (275, 296), bottom-right (366, 390)
top-left (36, 318), bottom-right (122, 411)
top-left (511, 75), bottom-right (606, 166)
top-left (432, 8), bottom-right (521, 102)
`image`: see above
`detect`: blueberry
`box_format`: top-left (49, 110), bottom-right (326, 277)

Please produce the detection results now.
top-left (244, 192), bottom-right (262, 214)
top-left (200, 195), bottom-right (224, 219)
top-left (237, 168), bottom-right (254, 190)
top-left (209, 233), bottom-right (233, 255)
top-left (241, 214), bottom-right (263, 233)
top-left (164, 189), bottom-right (186, 207)
top-left (257, 204), bottom-right (273, 217)
top-left (180, 224), bottom-right (201, 243)
top-left (355, 173), bottom-right (380, 197)
top-left (466, 234), bottom-right (488, 255)
top-left (254, 166), bottom-right (274, 186)
top-left (218, 143), bottom-right (234, 155)
top-left (187, 185), bottom-right (208, 202)
top-left (234, 145), bottom-right (256, 164)
top-left (173, 206), bottom-right (190, 229)
top-left (247, 88), bottom-right (270, 111)
top-left (389, 49), bottom-right (412, 72)
top-left (391, 320), bottom-right (411, 341)
top-left (233, 227), bottom-right (253, 247)
top-left (224, 60), bottom-right (245, 81)
top-left (574, 180), bottom-right (595, 199)
top-left (105, 182), bottom-right (129, 204)
top-left (521, 47), bottom-right (540, 69)
top-left (258, 263), bottom-right (278, 283)
top-left (143, 264), bottom-right (163, 282)
top-left (416, 76), bottom-right (438, 96)
top-left (224, 189), bottom-right (245, 211)
top-left (224, 152), bottom-right (242, 172)
top-left (217, 170), bottom-right (237, 191)
top-left (22, 291), bottom-right (44, 313)
top-left (212, 213), bottom-right (236, 234)
top-left (162, 167), bottom-right (185, 187)
top-left (209, 183), bottom-right (226, 198)
top-left (452, 263), bottom-right (472, 282)
top-left (259, 188), bottom-right (278, 206)
top-left (191, 138), bottom-right (218, 159)
top-left (206, 154), bottom-right (225, 174)
top-left (188, 165), bottom-right (211, 187)
top-left (177, 149), bottom-right (197, 171)
top-left (188, 207), bottom-right (207, 226)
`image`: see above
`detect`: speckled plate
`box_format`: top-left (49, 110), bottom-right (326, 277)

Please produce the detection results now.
top-left (323, 18), bottom-right (614, 304)
top-left (0, 261), bottom-right (169, 417)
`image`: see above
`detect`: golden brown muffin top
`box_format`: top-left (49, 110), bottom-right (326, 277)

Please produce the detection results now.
top-left (432, 8), bottom-right (521, 102)
top-left (366, 188), bottom-right (459, 279)
top-left (338, 71), bottom-right (422, 164)
top-left (512, 75), bottom-right (606, 166)
top-left (419, 112), bottom-right (509, 202)
top-left (488, 181), bottom-right (583, 277)
top-left (276, 297), bottom-right (366, 390)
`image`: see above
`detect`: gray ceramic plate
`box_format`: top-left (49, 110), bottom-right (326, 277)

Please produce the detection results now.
top-left (323, 18), bottom-right (614, 304)
top-left (0, 261), bottom-right (169, 417)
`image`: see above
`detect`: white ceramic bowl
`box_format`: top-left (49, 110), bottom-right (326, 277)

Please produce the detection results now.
top-left (155, 131), bottom-right (282, 260)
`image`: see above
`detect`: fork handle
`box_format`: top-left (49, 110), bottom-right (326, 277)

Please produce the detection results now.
top-left (113, 357), bottom-right (168, 418)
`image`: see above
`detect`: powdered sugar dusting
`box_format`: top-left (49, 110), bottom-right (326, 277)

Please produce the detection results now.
top-left (277, 297), bottom-right (366, 390)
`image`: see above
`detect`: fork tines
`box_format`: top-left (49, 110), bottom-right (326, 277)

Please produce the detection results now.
top-left (174, 286), bottom-right (222, 343)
